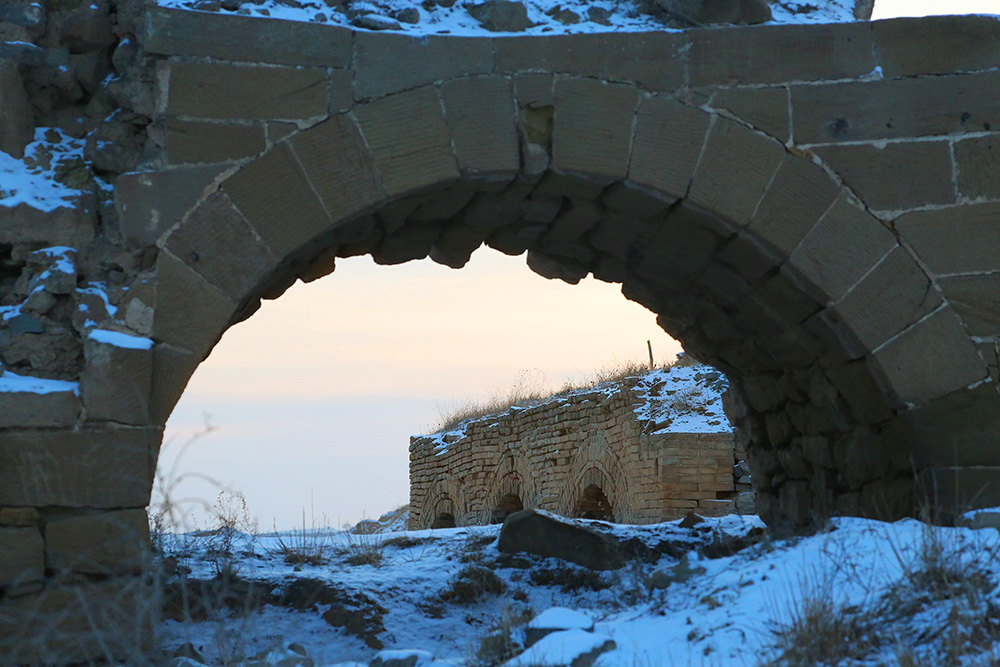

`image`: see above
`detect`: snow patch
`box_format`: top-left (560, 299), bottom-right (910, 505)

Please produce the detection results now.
top-left (0, 369), bottom-right (79, 395)
top-left (88, 328), bottom-right (154, 350)
top-left (0, 128), bottom-right (88, 212)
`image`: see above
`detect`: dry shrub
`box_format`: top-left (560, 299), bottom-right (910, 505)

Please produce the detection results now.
top-left (269, 510), bottom-right (333, 566)
top-left (342, 532), bottom-right (386, 567)
top-left (439, 565), bottom-right (507, 604)
top-left (434, 369), bottom-right (550, 433)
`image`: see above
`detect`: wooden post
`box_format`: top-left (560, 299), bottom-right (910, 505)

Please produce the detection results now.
top-left (647, 340), bottom-right (654, 370)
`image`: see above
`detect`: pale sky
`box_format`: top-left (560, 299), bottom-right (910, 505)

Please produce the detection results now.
top-left (158, 0), bottom-right (998, 532)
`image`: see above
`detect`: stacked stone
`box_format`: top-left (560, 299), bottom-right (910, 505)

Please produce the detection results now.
top-left (408, 378), bottom-right (738, 530)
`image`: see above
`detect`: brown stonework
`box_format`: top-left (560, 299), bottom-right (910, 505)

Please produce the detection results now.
top-left (161, 119), bottom-right (266, 165)
top-left (873, 15), bottom-right (1000, 78)
top-left (45, 509), bottom-right (150, 576)
top-left (896, 202), bottom-right (1000, 276)
top-left (116, 165), bottom-right (226, 247)
top-left (80, 333), bottom-right (153, 425)
top-left (629, 96), bottom-right (710, 199)
top-left (440, 76), bottom-right (519, 179)
top-left (710, 86), bottom-right (790, 142)
top-left (0, 390), bottom-right (80, 428)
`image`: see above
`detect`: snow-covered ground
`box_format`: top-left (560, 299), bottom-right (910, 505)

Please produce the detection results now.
top-left (154, 509), bottom-right (1000, 667)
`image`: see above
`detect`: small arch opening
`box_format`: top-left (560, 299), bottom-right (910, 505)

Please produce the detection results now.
top-left (431, 512), bottom-right (456, 529)
top-left (573, 484), bottom-right (614, 522)
top-left (491, 493), bottom-right (524, 524)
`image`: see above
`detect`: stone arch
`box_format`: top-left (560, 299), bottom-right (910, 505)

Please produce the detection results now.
top-left (140, 73), bottom-right (991, 530)
top-left (482, 450), bottom-right (538, 521)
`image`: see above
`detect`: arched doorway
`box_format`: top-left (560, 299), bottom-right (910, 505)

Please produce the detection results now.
top-left (573, 484), bottom-right (615, 522)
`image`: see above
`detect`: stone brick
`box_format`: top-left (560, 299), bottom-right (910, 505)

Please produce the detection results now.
top-left (80, 332), bottom-right (153, 425)
top-left (0, 427), bottom-right (158, 508)
top-left (0, 576), bottom-right (154, 667)
top-left (162, 119), bottom-right (266, 165)
top-left (870, 306), bottom-right (987, 407)
top-left (0, 527), bottom-right (43, 589)
top-left (813, 141), bottom-right (954, 211)
top-left (440, 76), bottom-right (519, 179)
top-left (116, 165), bottom-right (225, 248)
top-left (224, 143), bottom-right (333, 258)
top-left (0, 59), bottom-right (34, 159)
top-left (552, 77), bottom-right (639, 183)
top-left (791, 71), bottom-right (1000, 143)
top-left (353, 32), bottom-right (493, 100)
top-left (164, 191), bottom-right (279, 303)
top-left (628, 96), bottom-right (709, 200)
top-left (162, 61), bottom-right (327, 121)
top-left (0, 508), bottom-right (39, 527)
top-left (688, 22), bottom-right (875, 87)
top-left (923, 467), bottom-right (1000, 517)
top-left (873, 15), bottom-right (1000, 77)
top-left (0, 202), bottom-right (95, 248)
top-left (955, 135), bottom-right (1000, 201)
top-left (788, 194), bottom-right (897, 302)
top-left (822, 247), bottom-right (941, 358)
top-left (45, 509), bottom-right (150, 576)
top-left (0, 389), bottom-right (80, 428)
top-left (715, 230), bottom-right (780, 282)
top-left (688, 117), bottom-right (785, 226)
top-left (710, 86), bottom-right (789, 142)
top-left (895, 202), bottom-right (1000, 275)
top-left (145, 8), bottom-right (352, 66)
top-left (495, 32), bottom-right (685, 93)
top-left (150, 344), bottom-right (200, 425)
top-left (749, 154), bottom-right (841, 256)
top-left (354, 87), bottom-right (460, 199)
top-left (151, 252), bottom-right (237, 358)
top-left (526, 250), bottom-right (590, 284)
top-left (372, 221), bottom-right (443, 265)
top-left (937, 274), bottom-right (1000, 338)
top-left (824, 360), bottom-right (894, 426)
top-left (514, 73), bottom-right (554, 108)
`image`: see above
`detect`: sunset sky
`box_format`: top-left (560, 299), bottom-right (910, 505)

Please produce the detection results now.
top-left (158, 0), bottom-right (999, 531)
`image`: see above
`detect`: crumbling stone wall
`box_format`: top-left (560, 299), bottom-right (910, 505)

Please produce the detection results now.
top-left (409, 378), bottom-right (747, 530)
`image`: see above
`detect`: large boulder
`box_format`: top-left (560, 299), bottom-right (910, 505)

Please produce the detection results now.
top-left (466, 0), bottom-right (535, 32)
top-left (497, 510), bottom-right (624, 571)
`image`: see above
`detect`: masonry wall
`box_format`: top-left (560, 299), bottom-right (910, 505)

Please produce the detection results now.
top-left (409, 383), bottom-right (745, 529)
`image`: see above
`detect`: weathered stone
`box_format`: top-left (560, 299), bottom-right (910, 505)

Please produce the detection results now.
top-left (0, 388), bottom-right (80, 428)
top-left (0, 200), bottom-right (95, 247)
top-left (162, 119), bottom-right (266, 165)
top-left (116, 165), bottom-right (225, 247)
top-left (80, 331), bottom-right (154, 425)
top-left (151, 253), bottom-right (237, 357)
top-left (688, 22), bottom-right (875, 87)
top-left (466, 0), bottom-right (534, 31)
top-left (823, 360), bottom-right (894, 426)
top-left (372, 221), bottom-right (443, 265)
top-left (161, 61), bottom-right (328, 121)
top-left (146, 8), bottom-right (352, 66)
top-left (354, 86), bottom-right (459, 198)
top-left (353, 32), bottom-right (493, 99)
top-left (0, 428), bottom-right (159, 508)
top-left (954, 135), bottom-right (1000, 201)
top-left (149, 343), bottom-right (199, 424)
top-left (688, 117), bottom-right (785, 225)
top-left (788, 194), bottom-right (896, 302)
top-left (710, 86), bottom-right (789, 142)
top-left (526, 250), bottom-right (590, 284)
top-left (792, 71), bottom-right (1000, 144)
top-left (498, 509), bottom-right (623, 570)
top-left (352, 14), bottom-right (402, 30)
top-left (870, 306), bottom-right (987, 407)
top-left (663, 0), bottom-right (770, 25)
top-left (749, 154), bottom-right (841, 256)
top-left (0, 60), bottom-right (34, 159)
top-left (937, 274), bottom-right (1000, 338)
top-left (440, 76), bottom-right (519, 179)
top-left (165, 191), bottom-right (279, 302)
top-left (813, 141), bottom-right (954, 212)
top-left (873, 15), bottom-right (1000, 78)
top-left (0, 507), bottom-right (39, 527)
top-left (896, 202), bottom-right (1000, 276)
top-left (45, 509), bottom-right (150, 576)
top-left (0, 527), bottom-right (43, 589)
top-left (715, 231), bottom-right (779, 282)
top-left (552, 77), bottom-right (639, 183)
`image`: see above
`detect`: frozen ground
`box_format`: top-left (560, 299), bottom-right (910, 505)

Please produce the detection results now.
top-left (153, 509), bottom-right (1000, 667)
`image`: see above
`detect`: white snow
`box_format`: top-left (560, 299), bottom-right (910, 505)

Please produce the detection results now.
top-left (526, 607), bottom-right (593, 631)
top-left (0, 127), bottom-right (87, 212)
top-left (632, 363), bottom-right (730, 434)
top-left (88, 328), bottom-right (154, 350)
top-left (0, 368), bottom-right (79, 395)
top-left (507, 629), bottom-right (612, 666)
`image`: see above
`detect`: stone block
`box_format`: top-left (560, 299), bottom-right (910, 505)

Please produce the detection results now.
top-left (870, 306), bottom-right (986, 407)
top-left (923, 467), bottom-right (1000, 517)
top-left (0, 389), bottom-right (80, 428)
top-left (371, 221), bottom-right (443, 265)
top-left (0, 59), bottom-right (34, 159)
top-left (150, 344), bottom-right (199, 424)
top-left (715, 230), bottom-right (779, 282)
top-left (145, 8), bottom-right (352, 66)
top-left (629, 96), bottom-right (711, 200)
top-left (822, 247), bottom-right (940, 358)
top-left (440, 76), bottom-right (519, 179)
top-left (895, 202), bottom-right (1000, 275)
top-left (0, 427), bottom-right (159, 508)
top-left (495, 32), bottom-right (685, 93)
top-left (514, 73), bottom-right (554, 108)
top-left (353, 32), bottom-right (493, 100)
top-left (0, 508), bottom-right (39, 527)
top-left (813, 141), bottom-right (953, 211)
top-left (955, 135), bottom-right (1000, 201)
top-left (0, 199), bottom-right (95, 248)
top-left (749, 154), bottom-right (841, 256)
top-left (688, 117), bottom-right (785, 226)
top-left (634, 206), bottom-right (724, 280)
top-left (161, 61), bottom-right (327, 121)
top-left (710, 86), bottom-right (789, 143)
top-left (45, 509), bottom-right (150, 576)
top-left (823, 360), bottom-right (894, 425)
top-left (873, 15), bottom-right (1000, 77)
top-left (788, 194), bottom-right (896, 302)
top-left (688, 22), bottom-right (875, 87)
top-left (164, 191), bottom-right (279, 303)
top-left (354, 87), bottom-right (460, 198)
top-left (551, 77), bottom-right (640, 183)
top-left (80, 332), bottom-right (153, 426)
top-left (937, 274), bottom-right (1000, 338)
top-left (162, 119), bottom-right (266, 165)
top-left (0, 576), bottom-right (154, 667)
top-left (223, 143), bottom-right (333, 258)
top-left (0, 527), bottom-right (43, 589)
top-left (151, 252), bottom-right (236, 358)
top-left (526, 250), bottom-right (590, 284)
top-left (791, 71), bottom-right (1000, 143)
top-left (116, 165), bottom-right (225, 247)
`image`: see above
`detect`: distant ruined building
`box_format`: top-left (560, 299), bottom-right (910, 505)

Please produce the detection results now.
top-left (409, 363), bottom-right (753, 529)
